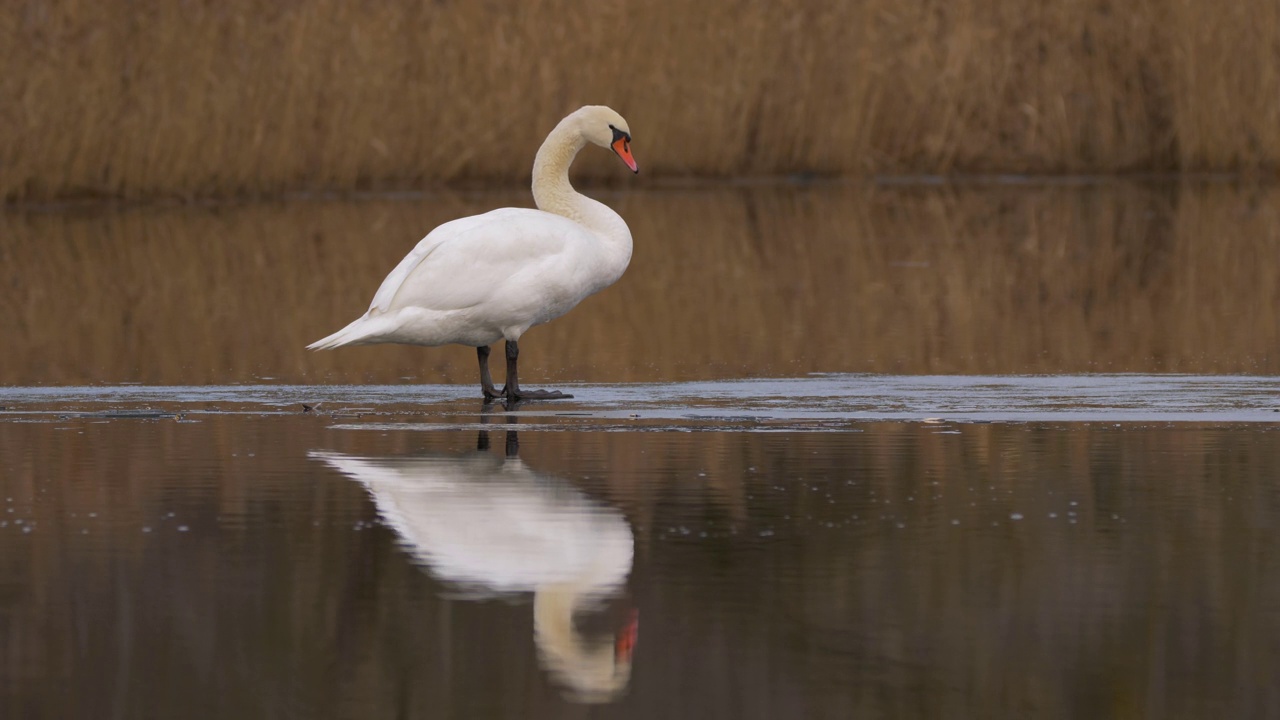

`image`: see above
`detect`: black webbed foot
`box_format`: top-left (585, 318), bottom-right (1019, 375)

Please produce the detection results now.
top-left (505, 387), bottom-right (572, 401)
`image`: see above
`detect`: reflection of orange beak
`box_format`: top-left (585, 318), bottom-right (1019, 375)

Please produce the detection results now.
top-left (615, 609), bottom-right (639, 662)
top-left (612, 137), bottom-right (639, 173)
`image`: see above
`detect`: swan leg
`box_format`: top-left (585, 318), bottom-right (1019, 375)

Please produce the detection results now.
top-left (501, 339), bottom-right (572, 400)
top-left (477, 346), bottom-right (504, 400)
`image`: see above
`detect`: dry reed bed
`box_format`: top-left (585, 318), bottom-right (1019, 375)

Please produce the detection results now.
top-left (4, 418), bottom-right (1279, 716)
top-left (3, 0), bottom-right (1280, 202)
top-left (0, 182), bottom-right (1277, 385)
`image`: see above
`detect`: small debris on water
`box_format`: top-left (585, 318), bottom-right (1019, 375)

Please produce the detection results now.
top-left (89, 409), bottom-right (175, 420)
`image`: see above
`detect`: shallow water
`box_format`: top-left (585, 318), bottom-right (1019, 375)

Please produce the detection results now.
top-left (2, 394), bottom-right (1280, 718)
top-left (2, 374), bottom-right (1278, 424)
top-left (3, 183), bottom-right (1280, 718)
top-left (3, 181), bottom-right (1279, 385)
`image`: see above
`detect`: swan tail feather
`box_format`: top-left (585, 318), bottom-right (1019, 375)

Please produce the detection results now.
top-left (306, 314), bottom-right (389, 350)
top-left (307, 451), bottom-right (388, 484)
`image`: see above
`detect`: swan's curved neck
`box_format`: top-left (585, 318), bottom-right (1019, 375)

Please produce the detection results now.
top-left (530, 120), bottom-right (631, 249)
top-left (531, 120), bottom-right (588, 219)
top-left (533, 583), bottom-right (630, 701)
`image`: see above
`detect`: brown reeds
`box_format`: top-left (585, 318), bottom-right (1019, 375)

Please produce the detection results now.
top-left (1, 181), bottom-right (1277, 386)
top-left (3, 0), bottom-right (1280, 202)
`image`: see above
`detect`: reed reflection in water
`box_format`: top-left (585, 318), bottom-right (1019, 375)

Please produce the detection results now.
top-left (2, 181), bottom-right (1278, 386)
top-left (3, 413), bottom-right (1280, 717)
top-left (311, 421), bottom-right (637, 704)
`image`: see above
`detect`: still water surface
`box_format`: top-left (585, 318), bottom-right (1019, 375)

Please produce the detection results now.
top-left (2, 392), bottom-right (1279, 718)
top-left (3, 181), bottom-right (1278, 384)
top-left (2, 183), bottom-right (1280, 718)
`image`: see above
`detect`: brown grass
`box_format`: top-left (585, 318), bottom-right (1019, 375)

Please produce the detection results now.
top-left (3, 0), bottom-right (1280, 202)
top-left (1, 181), bottom-right (1277, 386)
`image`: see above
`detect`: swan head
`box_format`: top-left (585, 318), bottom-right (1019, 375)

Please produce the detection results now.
top-left (573, 105), bottom-right (638, 174)
top-left (535, 590), bottom-right (639, 703)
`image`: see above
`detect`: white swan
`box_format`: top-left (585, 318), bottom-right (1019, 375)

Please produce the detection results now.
top-left (310, 442), bottom-right (637, 703)
top-left (307, 105), bottom-right (638, 400)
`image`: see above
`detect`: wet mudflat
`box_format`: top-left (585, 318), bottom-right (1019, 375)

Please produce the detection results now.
top-left (2, 374), bottom-right (1278, 424)
top-left (3, 182), bottom-right (1280, 718)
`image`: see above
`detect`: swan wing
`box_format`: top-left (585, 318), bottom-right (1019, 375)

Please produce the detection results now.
top-left (368, 208), bottom-right (588, 315)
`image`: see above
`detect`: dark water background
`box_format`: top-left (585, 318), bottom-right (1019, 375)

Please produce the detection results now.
top-left (2, 182), bottom-right (1279, 718)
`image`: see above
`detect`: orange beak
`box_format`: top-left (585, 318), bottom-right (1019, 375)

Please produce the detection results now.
top-left (612, 137), bottom-right (638, 174)
top-left (615, 608), bottom-right (639, 662)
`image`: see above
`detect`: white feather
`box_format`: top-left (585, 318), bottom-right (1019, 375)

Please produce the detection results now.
top-left (307, 106), bottom-right (635, 353)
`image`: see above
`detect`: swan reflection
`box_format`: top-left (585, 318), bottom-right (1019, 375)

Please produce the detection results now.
top-left (310, 428), bottom-right (636, 703)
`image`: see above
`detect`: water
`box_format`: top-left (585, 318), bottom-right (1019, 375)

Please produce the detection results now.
top-left (3, 399), bottom-right (1280, 718)
top-left (3, 182), bottom-right (1280, 718)
top-left (3, 374), bottom-right (1278, 423)
top-left (2, 181), bottom-right (1278, 385)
